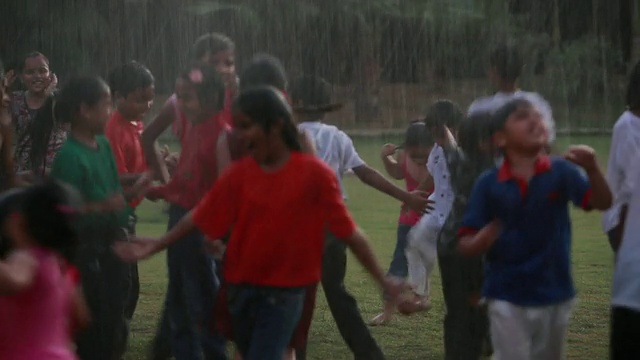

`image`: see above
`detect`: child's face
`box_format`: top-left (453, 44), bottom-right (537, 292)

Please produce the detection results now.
top-left (495, 104), bottom-right (546, 154)
top-left (175, 78), bottom-right (214, 124)
top-left (200, 50), bottom-right (236, 87)
top-left (81, 90), bottom-right (112, 135)
top-left (116, 85), bottom-right (155, 121)
top-left (232, 111), bottom-right (276, 163)
top-left (21, 56), bottom-right (51, 94)
top-left (405, 146), bottom-right (430, 167)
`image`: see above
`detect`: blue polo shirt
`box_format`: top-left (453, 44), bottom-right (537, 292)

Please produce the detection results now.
top-left (459, 156), bottom-right (592, 306)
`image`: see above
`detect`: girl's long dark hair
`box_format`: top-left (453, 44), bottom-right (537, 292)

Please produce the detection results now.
top-left (18, 95), bottom-right (56, 174)
top-left (234, 86), bottom-right (301, 151)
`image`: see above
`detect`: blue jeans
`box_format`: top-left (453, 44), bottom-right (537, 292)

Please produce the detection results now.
top-left (387, 223), bottom-right (411, 278)
top-left (151, 205), bottom-right (227, 360)
top-left (228, 285), bottom-right (305, 360)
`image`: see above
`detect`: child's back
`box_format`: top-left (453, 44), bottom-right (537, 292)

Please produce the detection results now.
top-left (0, 247), bottom-right (76, 360)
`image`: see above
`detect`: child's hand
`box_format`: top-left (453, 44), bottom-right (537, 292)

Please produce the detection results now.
top-left (203, 238), bottom-right (226, 259)
top-left (564, 145), bottom-right (597, 172)
top-left (380, 143), bottom-right (396, 158)
top-left (45, 73), bottom-right (58, 96)
top-left (404, 190), bottom-right (434, 214)
top-left (145, 186), bottom-right (165, 202)
top-left (113, 237), bottom-right (161, 262)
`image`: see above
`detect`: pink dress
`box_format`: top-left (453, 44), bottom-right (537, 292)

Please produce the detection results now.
top-left (0, 247), bottom-right (77, 360)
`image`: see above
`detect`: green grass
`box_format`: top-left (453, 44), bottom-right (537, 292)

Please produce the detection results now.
top-left (124, 135), bottom-right (614, 360)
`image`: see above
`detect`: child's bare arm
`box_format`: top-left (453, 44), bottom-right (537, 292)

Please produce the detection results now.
top-left (83, 193), bottom-right (127, 213)
top-left (141, 103), bottom-right (175, 184)
top-left (352, 164), bottom-right (429, 213)
top-left (216, 132), bottom-right (232, 176)
top-left (0, 108), bottom-right (15, 189)
top-left (565, 145), bottom-right (612, 210)
top-left (0, 251), bottom-right (37, 295)
top-left (457, 220), bottom-right (501, 257)
top-left (380, 144), bottom-right (404, 180)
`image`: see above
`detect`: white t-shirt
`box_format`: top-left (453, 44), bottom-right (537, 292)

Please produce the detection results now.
top-left (468, 90), bottom-right (556, 143)
top-left (611, 168), bottom-right (640, 311)
top-left (602, 111), bottom-right (640, 233)
top-left (298, 122), bottom-right (365, 199)
top-left (423, 145), bottom-right (454, 228)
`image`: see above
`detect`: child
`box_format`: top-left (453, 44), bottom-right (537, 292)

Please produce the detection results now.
top-left (400, 100), bottom-right (463, 314)
top-left (370, 120), bottom-right (433, 325)
top-left (602, 60), bottom-right (640, 254)
top-left (0, 61), bottom-right (15, 190)
top-left (0, 181), bottom-right (90, 360)
top-left (437, 111), bottom-right (495, 359)
top-left (216, 54), bottom-right (317, 176)
top-left (105, 60), bottom-right (155, 340)
top-left (10, 52), bottom-right (63, 180)
top-left (142, 64), bottom-right (228, 360)
top-left (457, 98), bottom-right (612, 360)
top-left (143, 33), bottom-right (236, 184)
top-left (468, 43), bottom-right (555, 145)
top-left (49, 76), bottom-right (140, 360)
top-left (610, 164), bottom-right (640, 359)
top-left (114, 86), bottom-right (406, 360)
top-left (291, 75), bottom-right (429, 360)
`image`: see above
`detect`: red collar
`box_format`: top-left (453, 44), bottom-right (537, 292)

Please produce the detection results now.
top-left (497, 155), bottom-right (551, 182)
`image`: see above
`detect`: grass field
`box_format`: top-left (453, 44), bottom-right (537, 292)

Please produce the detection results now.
top-left (124, 135), bottom-right (615, 360)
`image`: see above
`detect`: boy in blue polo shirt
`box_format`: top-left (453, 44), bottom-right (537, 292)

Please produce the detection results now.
top-left (457, 97), bottom-right (612, 360)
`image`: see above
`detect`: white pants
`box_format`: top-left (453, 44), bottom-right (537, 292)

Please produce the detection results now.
top-left (488, 299), bottom-right (575, 360)
top-left (405, 217), bottom-right (439, 297)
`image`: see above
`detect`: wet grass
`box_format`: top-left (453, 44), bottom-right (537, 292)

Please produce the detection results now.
top-left (124, 135), bottom-right (614, 359)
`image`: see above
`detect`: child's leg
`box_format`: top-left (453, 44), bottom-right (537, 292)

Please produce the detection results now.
top-left (611, 306), bottom-right (640, 359)
top-left (388, 223), bottom-right (412, 278)
top-left (405, 221), bottom-right (429, 296)
top-left (228, 285), bottom-right (305, 360)
top-left (531, 299), bottom-right (574, 360)
top-left (488, 300), bottom-right (532, 360)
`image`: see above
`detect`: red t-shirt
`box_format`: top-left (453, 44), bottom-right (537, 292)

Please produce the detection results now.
top-left (156, 111), bottom-right (225, 210)
top-left (192, 152), bottom-right (356, 287)
top-left (105, 110), bottom-right (148, 208)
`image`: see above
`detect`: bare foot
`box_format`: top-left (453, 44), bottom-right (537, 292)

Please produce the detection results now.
top-left (369, 312), bottom-right (392, 326)
top-left (397, 294), bottom-right (432, 315)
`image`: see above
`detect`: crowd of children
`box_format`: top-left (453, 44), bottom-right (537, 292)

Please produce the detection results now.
top-left (0, 33), bottom-right (639, 360)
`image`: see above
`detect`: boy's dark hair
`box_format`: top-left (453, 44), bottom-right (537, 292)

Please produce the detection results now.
top-left (424, 100), bottom-right (464, 131)
top-left (180, 63), bottom-right (225, 112)
top-left (404, 121), bottom-right (434, 148)
top-left (289, 75), bottom-right (331, 107)
top-left (54, 76), bottom-right (109, 124)
top-left (489, 44), bottom-right (523, 83)
top-left (192, 33), bottom-right (235, 60)
top-left (108, 61), bottom-right (154, 98)
top-left (626, 60), bottom-right (640, 110)
top-left (490, 97), bottom-right (533, 135)
top-left (21, 181), bottom-right (80, 262)
top-left (18, 52), bottom-right (49, 72)
top-left (239, 54), bottom-right (287, 92)
top-left (458, 112), bottom-right (493, 155)
top-left (233, 86), bottom-right (301, 152)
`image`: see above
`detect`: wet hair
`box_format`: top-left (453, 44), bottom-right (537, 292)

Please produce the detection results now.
top-left (192, 33), bottom-right (235, 60)
top-left (20, 95), bottom-right (57, 174)
top-left (458, 112), bottom-right (493, 156)
top-left (626, 60), bottom-right (640, 110)
top-left (54, 76), bottom-right (109, 124)
top-left (18, 52), bottom-right (49, 73)
top-left (423, 100), bottom-right (464, 131)
top-left (233, 86), bottom-right (301, 151)
top-left (179, 63), bottom-right (225, 111)
top-left (490, 97), bottom-right (533, 134)
top-left (403, 121), bottom-right (434, 149)
top-left (239, 54), bottom-right (287, 92)
top-left (289, 75), bottom-right (331, 107)
top-left (489, 44), bottom-right (523, 83)
top-left (108, 61), bottom-right (155, 98)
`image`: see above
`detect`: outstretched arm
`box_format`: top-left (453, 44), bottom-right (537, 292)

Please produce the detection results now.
top-left (142, 101), bottom-right (175, 184)
top-left (352, 164), bottom-right (429, 213)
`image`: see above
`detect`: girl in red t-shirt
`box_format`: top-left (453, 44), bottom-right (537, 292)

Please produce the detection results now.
top-left (115, 86), bottom-right (406, 360)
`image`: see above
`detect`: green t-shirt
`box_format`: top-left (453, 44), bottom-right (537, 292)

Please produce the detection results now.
top-left (51, 135), bottom-right (129, 229)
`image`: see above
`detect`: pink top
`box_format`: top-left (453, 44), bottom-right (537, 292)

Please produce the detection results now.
top-left (398, 158), bottom-right (425, 226)
top-left (0, 247), bottom-right (77, 360)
